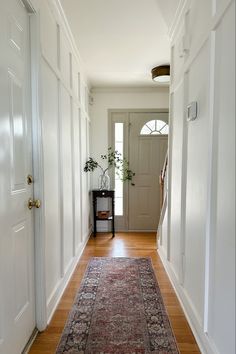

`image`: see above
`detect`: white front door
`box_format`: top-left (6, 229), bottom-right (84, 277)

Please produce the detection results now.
top-left (128, 112), bottom-right (168, 231)
top-left (0, 1), bottom-right (36, 353)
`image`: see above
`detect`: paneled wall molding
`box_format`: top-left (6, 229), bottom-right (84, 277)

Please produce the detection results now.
top-left (178, 70), bottom-right (189, 286)
top-left (38, 0), bottom-right (92, 327)
top-left (41, 1), bottom-right (90, 111)
top-left (48, 0), bottom-right (88, 81)
top-left (166, 92), bottom-right (173, 261)
top-left (160, 0), bottom-right (235, 353)
top-left (46, 233), bottom-right (91, 323)
top-left (41, 53), bottom-right (86, 113)
top-left (203, 31), bottom-right (216, 334)
top-left (170, 0), bottom-right (235, 95)
top-left (57, 79), bottom-right (64, 279)
top-left (169, 0), bottom-right (233, 43)
top-left (169, 0), bottom-right (188, 41)
top-left (158, 247), bottom-right (220, 354)
top-left (70, 99), bottom-right (76, 258)
top-left (41, 53), bottom-right (91, 120)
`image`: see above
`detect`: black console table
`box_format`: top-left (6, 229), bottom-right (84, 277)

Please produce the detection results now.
top-left (92, 190), bottom-right (115, 238)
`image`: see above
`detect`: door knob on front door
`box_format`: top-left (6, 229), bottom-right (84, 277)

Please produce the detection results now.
top-left (28, 198), bottom-right (41, 210)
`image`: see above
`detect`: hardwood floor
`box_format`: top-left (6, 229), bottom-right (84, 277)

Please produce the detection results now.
top-left (29, 233), bottom-right (201, 354)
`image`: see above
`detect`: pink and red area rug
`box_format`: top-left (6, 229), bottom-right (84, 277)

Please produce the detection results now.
top-left (56, 257), bottom-right (179, 354)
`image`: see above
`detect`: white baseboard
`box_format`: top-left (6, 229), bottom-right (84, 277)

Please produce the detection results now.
top-left (23, 328), bottom-right (38, 353)
top-left (158, 246), bottom-right (219, 354)
top-left (46, 230), bottom-right (91, 324)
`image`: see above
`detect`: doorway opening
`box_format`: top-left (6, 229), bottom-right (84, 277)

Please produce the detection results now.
top-left (109, 109), bottom-right (169, 232)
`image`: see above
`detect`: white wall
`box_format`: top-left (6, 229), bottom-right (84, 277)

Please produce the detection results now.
top-left (38, 0), bottom-right (91, 323)
top-left (159, 1), bottom-right (235, 353)
top-left (90, 87), bottom-right (169, 189)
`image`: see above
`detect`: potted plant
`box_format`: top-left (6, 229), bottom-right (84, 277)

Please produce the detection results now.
top-left (84, 147), bottom-right (135, 190)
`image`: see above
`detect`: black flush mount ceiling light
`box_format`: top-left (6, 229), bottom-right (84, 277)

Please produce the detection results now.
top-left (152, 65), bottom-right (170, 83)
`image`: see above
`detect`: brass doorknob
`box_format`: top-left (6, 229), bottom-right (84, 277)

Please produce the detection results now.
top-left (28, 198), bottom-right (41, 210)
top-left (27, 174), bottom-right (34, 185)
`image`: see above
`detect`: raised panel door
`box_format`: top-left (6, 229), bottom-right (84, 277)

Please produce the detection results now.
top-left (0, 1), bottom-right (36, 353)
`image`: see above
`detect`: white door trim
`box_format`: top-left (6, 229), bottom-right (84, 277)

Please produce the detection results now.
top-left (26, 2), bottom-right (47, 331)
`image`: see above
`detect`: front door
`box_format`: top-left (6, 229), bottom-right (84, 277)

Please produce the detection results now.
top-left (128, 112), bottom-right (168, 231)
top-left (0, 1), bottom-right (36, 353)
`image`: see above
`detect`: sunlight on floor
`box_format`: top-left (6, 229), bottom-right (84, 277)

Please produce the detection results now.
top-left (110, 238), bottom-right (127, 257)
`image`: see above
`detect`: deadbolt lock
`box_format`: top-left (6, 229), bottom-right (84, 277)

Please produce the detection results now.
top-left (27, 174), bottom-right (34, 185)
top-left (28, 198), bottom-right (41, 210)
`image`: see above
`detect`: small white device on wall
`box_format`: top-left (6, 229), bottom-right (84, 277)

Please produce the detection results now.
top-left (187, 101), bottom-right (198, 121)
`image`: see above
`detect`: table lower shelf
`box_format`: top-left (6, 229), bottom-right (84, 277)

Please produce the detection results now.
top-left (96, 216), bottom-right (113, 221)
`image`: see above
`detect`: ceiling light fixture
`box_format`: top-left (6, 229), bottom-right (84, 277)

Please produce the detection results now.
top-left (151, 65), bottom-right (170, 83)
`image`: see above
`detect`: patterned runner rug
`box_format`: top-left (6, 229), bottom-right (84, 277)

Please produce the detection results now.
top-left (56, 257), bottom-right (179, 354)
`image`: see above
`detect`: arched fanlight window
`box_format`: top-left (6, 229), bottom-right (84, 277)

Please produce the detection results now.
top-left (140, 120), bottom-right (169, 135)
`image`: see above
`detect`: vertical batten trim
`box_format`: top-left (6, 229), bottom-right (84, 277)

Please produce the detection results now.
top-left (58, 80), bottom-right (64, 277)
top-left (56, 20), bottom-right (64, 278)
top-left (78, 108), bottom-right (83, 244)
top-left (78, 72), bottom-right (81, 103)
top-left (69, 52), bottom-right (73, 90)
top-left (56, 23), bottom-right (60, 70)
top-left (53, 0), bottom-right (88, 81)
top-left (167, 44), bottom-right (175, 257)
top-left (70, 97), bottom-right (76, 257)
top-left (203, 31), bottom-right (217, 334)
top-left (80, 114), bottom-right (85, 242)
top-left (179, 70), bottom-right (189, 285)
top-left (86, 118), bottom-right (90, 235)
top-left (167, 93), bottom-right (173, 261)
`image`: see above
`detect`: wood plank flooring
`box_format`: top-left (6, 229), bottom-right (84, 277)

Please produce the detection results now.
top-left (29, 233), bottom-right (201, 354)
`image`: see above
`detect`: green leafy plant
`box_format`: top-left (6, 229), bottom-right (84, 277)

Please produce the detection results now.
top-left (84, 147), bottom-right (135, 182)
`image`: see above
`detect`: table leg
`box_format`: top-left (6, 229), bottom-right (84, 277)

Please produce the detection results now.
top-left (112, 195), bottom-right (115, 238)
top-left (93, 197), bottom-right (97, 237)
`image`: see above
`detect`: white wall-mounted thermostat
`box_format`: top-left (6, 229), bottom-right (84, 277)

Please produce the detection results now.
top-left (187, 101), bottom-right (198, 121)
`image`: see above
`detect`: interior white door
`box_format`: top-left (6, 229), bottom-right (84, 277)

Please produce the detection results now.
top-left (128, 112), bottom-right (168, 231)
top-left (0, 1), bottom-right (36, 353)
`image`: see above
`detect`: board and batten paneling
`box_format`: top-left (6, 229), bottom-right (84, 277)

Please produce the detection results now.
top-left (39, 0), bottom-right (91, 323)
top-left (80, 113), bottom-right (90, 241)
top-left (207, 3), bottom-right (235, 352)
top-left (169, 82), bottom-right (184, 282)
top-left (184, 39), bottom-right (211, 327)
top-left (60, 85), bottom-right (74, 275)
top-left (159, 1), bottom-right (235, 353)
top-left (41, 61), bottom-right (61, 305)
top-left (72, 104), bottom-right (83, 253)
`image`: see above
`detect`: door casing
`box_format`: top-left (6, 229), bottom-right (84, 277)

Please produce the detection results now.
top-left (23, 0), bottom-right (47, 331)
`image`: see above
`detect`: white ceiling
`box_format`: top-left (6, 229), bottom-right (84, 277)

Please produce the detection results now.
top-left (60, 0), bottom-right (180, 88)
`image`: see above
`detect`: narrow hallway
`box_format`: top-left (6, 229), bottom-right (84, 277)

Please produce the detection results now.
top-left (30, 233), bottom-right (200, 354)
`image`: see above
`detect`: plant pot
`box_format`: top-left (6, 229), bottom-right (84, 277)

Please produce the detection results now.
top-left (98, 172), bottom-right (110, 190)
